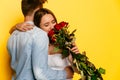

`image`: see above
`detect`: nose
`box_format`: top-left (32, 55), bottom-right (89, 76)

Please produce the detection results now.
top-left (50, 23), bottom-right (54, 30)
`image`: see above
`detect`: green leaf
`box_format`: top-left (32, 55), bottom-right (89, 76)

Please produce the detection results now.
top-left (98, 68), bottom-right (105, 74)
top-left (91, 75), bottom-right (97, 80)
top-left (62, 49), bottom-right (69, 58)
top-left (80, 62), bottom-right (87, 70)
top-left (53, 47), bottom-right (60, 52)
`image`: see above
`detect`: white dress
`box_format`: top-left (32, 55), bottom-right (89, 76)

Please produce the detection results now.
top-left (48, 53), bottom-right (72, 80)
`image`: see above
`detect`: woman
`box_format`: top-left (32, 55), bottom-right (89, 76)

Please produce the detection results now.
top-left (33, 8), bottom-right (78, 72)
top-left (10, 8), bottom-right (79, 80)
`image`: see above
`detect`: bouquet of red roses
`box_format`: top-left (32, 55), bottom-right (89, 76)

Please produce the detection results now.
top-left (48, 21), bottom-right (105, 80)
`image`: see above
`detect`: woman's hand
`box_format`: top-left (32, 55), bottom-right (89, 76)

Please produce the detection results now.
top-left (68, 43), bottom-right (80, 62)
top-left (64, 66), bottom-right (74, 79)
top-left (9, 22), bottom-right (34, 34)
top-left (16, 22), bottom-right (34, 31)
top-left (71, 43), bottom-right (80, 54)
top-left (68, 43), bottom-right (80, 74)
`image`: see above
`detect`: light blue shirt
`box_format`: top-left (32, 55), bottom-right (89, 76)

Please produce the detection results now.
top-left (7, 21), bottom-right (66, 80)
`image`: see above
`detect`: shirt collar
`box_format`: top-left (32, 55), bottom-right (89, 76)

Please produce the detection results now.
top-left (25, 21), bottom-right (34, 25)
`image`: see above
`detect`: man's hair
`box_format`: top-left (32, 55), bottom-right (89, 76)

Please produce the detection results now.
top-left (21, 0), bottom-right (47, 16)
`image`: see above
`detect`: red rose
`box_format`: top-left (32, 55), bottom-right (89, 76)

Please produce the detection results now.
top-left (48, 29), bottom-right (55, 37)
top-left (48, 29), bottom-right (56, 43)
top-left (54, 24), bottom-right (62, 30)
top-left (59, 21), bottom-right (68, 28)
top-left (51, 36), bottom-right (56, 42)
top-left (54, 21), bottom-right (68, 31)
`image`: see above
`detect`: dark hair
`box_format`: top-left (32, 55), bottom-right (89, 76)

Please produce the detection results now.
top-left (21, 0), bottom-right (47, 16)
top-left (34, 8), bottom-right (57, 28)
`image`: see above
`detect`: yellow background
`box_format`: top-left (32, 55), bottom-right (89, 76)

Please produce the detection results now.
top-left (0, 0), bottom-right (120, 80)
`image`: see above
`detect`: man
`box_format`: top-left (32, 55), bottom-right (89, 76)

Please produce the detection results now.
top-left (7, 0), bottom-right (73, 80)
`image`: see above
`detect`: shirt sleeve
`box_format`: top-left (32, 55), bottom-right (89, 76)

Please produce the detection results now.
top-left (31, 31), bottom-right (66, 80)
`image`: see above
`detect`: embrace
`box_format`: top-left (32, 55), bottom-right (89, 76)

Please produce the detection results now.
top-left (7, 0), bottom-right (79, 80)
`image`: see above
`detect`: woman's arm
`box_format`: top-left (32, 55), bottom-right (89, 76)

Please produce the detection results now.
top-left (68, 42), bottom-right (80, 74)
top-left (49, 44), bottom-right (62, 55)
top-left (9, 24), bottom-right (17, 34)
top-left (9, 22), bottom-right (34, 34)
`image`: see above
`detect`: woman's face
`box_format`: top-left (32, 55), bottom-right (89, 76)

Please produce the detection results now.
top-left (40, 14), bottom-right (56, 33)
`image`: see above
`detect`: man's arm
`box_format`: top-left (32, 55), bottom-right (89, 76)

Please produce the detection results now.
top-left (31, 30), bottom-right (68, 80)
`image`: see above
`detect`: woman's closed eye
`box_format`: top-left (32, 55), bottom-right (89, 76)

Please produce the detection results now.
top-left (44, 23), bottom-right (49, 27)
top-left (51, 20), bottom-right (56, 24)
